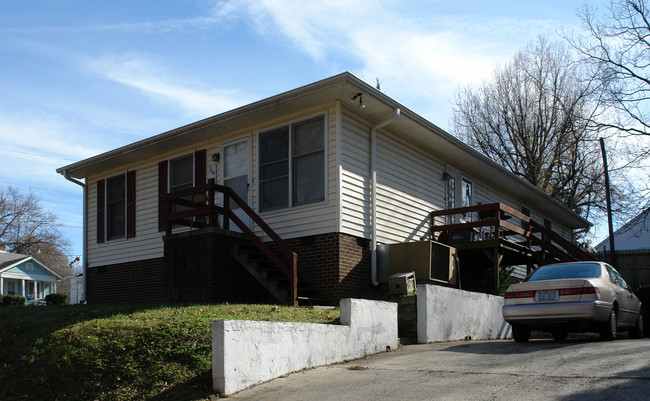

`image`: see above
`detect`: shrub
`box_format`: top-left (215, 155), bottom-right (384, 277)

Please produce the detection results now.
top-left (2, 295), bottom-right (26, 306)
top-left (45, 293), bottom-right (67, 306)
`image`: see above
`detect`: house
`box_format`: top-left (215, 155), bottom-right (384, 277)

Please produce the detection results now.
top-left (0, 251), bottom-right (63, 304)
top-left (56, 72), bottom-right (591, 306)
top-left (595, 207), bottom-right (650, 287)
top-left (595, 207), bottom-right (650, 252)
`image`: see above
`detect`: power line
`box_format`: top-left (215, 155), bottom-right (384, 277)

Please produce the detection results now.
top-left (0, 180), bottom-right (81, 197)
top-left (0, 148), bottom-right (77, 164)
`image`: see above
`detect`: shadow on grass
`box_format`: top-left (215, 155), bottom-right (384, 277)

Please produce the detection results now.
top-left (150, 370), bottom-right (220, 401)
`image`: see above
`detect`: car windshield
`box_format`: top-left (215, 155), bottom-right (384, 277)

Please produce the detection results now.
top-left (525, 263), bottom-right (602, 282)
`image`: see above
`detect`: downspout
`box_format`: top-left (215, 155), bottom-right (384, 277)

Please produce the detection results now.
top-left (63, 170), bottom-right (87, 303)
top-left (371, 108), bottom-right (401, 286)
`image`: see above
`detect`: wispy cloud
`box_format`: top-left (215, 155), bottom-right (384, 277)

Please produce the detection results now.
top-left (83, 53), bottom-right (255, 119)
top-left (0, 16), bottom-right (223, 35)
top-left (213, 0), bottom-right (572, 122)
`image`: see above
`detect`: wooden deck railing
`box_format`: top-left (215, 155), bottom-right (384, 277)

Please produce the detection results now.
top-left (161, 183), bottom-right (298, 305)
top-left (430, 202), bottom-right (593, 262)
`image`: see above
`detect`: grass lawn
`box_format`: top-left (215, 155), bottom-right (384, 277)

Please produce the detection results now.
top-left (0, 303), bottom-right (340, 401)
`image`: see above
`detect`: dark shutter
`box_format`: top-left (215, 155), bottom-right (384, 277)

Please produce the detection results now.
top-left (126, 170), bottom-right (136, 238)
top-left (97, 179), bottom-right (105, 243)
top-left (158, 160), bottom-right (168, 232)
top-left (195, 149), bottom-right (206, 185)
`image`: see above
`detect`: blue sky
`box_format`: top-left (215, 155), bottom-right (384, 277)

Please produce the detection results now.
top-left (0, 0), bottom-right (609, 261)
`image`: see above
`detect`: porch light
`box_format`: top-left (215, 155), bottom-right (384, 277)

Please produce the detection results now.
top-left (350, 92), bottom-right (365, 108)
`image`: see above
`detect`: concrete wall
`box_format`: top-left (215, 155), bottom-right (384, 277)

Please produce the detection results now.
top-left (212, 298), bottom-right (398, 395)
top-left (417, 284), bottom-right (510, 343)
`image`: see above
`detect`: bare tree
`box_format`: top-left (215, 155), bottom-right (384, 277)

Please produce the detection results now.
top-left (0, 186), bottom-right (70, 258)
top-left (452, 37), bottom-right (626, 227)
top-left (566, 0), bottom-right (650, 141)
top-left (564, 0), bottom-right (650, 222)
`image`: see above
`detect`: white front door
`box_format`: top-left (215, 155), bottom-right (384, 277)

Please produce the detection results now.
top-left (222, 138), bottom-right (251, 231)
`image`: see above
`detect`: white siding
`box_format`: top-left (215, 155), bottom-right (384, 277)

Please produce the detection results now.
top-left (340, 109), bottom-right (371, 238)
top-left (339, 110), bottom-right (576, 244)
top-left (86, 100), bottom-right (578, 267)
top-left (87, 162), bottom-right (165, 267)
top-left (340, 110), bottom-right (446, 244)
top-left (375, 132), bottom-right (444, 244)
top-left (254, 106), bottom-right (339, 240)
top-left (86, 106), bottom-right (340, 266)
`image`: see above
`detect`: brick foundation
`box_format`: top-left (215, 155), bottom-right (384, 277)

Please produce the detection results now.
top-left (86, 257), bottom-right (165, 304)
top-left (86, 230), bottom-right (372, 305)
top-left (280, 232), bottom-right (372, 304)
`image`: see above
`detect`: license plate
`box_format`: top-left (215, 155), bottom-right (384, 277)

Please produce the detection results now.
top-left (536, 290), bottom-right (557, 302)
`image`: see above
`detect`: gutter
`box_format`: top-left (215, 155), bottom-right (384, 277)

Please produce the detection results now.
top-left (371, 108), bottom-right (401, 286)
top-left (62, 170), bottom-right (87, 303)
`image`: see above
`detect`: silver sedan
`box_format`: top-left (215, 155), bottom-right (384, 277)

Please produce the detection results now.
top-left (502, 261), bottom-right (643, 342)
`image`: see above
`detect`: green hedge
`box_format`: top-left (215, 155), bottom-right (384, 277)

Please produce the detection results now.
top-left (45, 293), bottom-right (67, 306)
top-left (2, 295), bottom-right (26, 306)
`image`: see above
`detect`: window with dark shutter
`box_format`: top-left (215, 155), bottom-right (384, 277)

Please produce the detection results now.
top-left (157, 149), bottom-right (206, 232)
top-left (107, 174), bottom-right (126, 240)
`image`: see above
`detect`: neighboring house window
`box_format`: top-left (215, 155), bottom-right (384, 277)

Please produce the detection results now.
top-left (7, 281), bottom-right (15, 295)
top-left (259, 116), bottom-right (325, 212)
top-left (26, 262), bottom-right (33, 271)
top-left (96, 170), bottom-right (136, 243)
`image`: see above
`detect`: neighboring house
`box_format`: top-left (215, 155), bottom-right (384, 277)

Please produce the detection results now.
top-left (595, 208), bottom-right (650, 252)
top-left (595, 208), bottom-right (650, 287)
top-left (0, 252), bottom-right (63, 304)
top-left (57, 72), bottom-right (591, 305)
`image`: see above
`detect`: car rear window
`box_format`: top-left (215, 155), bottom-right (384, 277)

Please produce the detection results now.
top-left (525, 263), bottom-right (602, 282)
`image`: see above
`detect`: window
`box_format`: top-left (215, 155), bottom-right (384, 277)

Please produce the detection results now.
top-left (26, 262), bottom-right (33, 271)
top-left (107, 174), bottom-right (126, 240)
top-left (169, 154), bottom-right (194, 193)
top-left (520, 206), bottom-right (531, 229)
top-left (7, 281), bottom-right (15, 295)
top-left (97, 170), bottom-right (136, 243)
top-left (446, 176), bottom-right (456, 225)
top-left (259, 116), bottom-right (325, 212)
top-left (460, 178), bottom-right (472, 223)
top-left (157, 150), bottom-right (206, 232)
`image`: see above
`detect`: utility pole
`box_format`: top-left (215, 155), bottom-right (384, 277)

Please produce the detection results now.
top-left (599, 138), bottom-right (616, 267)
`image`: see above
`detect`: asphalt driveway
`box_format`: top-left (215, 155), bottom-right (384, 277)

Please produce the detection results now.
top-left (228, 337), bottom-right (650, 400)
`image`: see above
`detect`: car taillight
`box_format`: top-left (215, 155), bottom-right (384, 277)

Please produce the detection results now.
top-left (505, 290), bottom-right (535, 299)
top-left (559, 287), bottom-right (600, 296)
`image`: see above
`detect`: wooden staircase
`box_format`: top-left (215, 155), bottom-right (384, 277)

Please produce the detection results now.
top-left (162, 183), bottom-right (299, 305)
top-left (229, 242), bottom-right (292, 304)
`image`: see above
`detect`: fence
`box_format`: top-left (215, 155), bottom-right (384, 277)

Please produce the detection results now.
top-left (598, 250), bottom-right (650, 286)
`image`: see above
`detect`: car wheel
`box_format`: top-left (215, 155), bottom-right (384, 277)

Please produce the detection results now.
top-left (511, 324), bottom-right (530, 343)
top-left (552, 329), bottom-right (568, 341)
top-left (600, 309), bottom-right (617, 341)
top-left (630, 312), bottom-right (644, 339)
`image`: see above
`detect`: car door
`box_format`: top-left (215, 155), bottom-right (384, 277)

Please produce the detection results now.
top-left (608, 266), bottom-right (638, 325)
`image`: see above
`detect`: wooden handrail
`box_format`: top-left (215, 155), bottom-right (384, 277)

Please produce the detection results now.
top-left (161, 183), bottom-right (298, 305)
top-left (430, 202), bottom-right (593, 263)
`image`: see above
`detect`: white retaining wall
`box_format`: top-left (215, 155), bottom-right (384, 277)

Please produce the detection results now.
top-left (417, 284), bottom-right (511, 343)
top-left (212, 298), bottom-right (398, 395)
